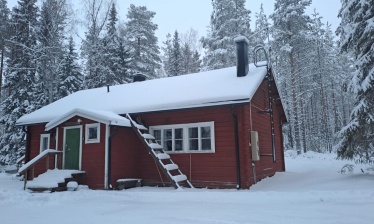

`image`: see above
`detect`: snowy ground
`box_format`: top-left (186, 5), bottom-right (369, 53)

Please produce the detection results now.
top-left (1, 151), bottom-right (373, 224)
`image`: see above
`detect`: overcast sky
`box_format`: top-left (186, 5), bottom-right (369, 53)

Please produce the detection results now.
top-left (7, 0), bottom-right (341, 46)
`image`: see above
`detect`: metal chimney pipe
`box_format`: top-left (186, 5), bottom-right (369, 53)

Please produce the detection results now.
top-left (234, 36), bottom-right (249, 77)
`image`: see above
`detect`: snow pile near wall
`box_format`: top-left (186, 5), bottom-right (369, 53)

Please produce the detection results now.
top-left (26, 169), bottom-right (84, 188)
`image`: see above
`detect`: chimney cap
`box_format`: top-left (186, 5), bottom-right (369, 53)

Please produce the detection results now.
top-left (234, 36), bottom-right (249, 44)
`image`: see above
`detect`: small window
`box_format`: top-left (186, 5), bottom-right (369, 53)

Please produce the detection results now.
top-left (40, 134), bottom-right (50, 153)
top-left (85, 123), bottom-right (100, 143)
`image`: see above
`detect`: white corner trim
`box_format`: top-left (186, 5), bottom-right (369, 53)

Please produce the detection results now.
top-left (104, 124), bottom-right (109, 189)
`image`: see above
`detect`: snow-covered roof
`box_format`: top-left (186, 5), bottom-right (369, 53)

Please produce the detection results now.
top-left (45, 108), bottom-right (131, 131)
top-left (16, 64), bottom-right (268, 126)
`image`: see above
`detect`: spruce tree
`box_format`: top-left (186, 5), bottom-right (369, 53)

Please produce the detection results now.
top-left (125, 4), bottom-right (161, 79)
top-left (336, 0), bottom-right (374, 162)
top-left (103, 3), bottom-right (130, 85)
top-left (170, 30), bottom-right (182, 76)
top-left (201, 0), bottom-right (251, 71)
top-left (0, 0), bottom-right (38, 163)
top-left (254, 3), bottom-right (270, 46)
top-left (59, 36), bottom-right (83, 98)
top-left (35, 0), bottom-right (68, 107)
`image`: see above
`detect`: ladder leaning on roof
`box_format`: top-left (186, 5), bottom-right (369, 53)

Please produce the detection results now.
top-left (125, 114), bottom-right (193, 189)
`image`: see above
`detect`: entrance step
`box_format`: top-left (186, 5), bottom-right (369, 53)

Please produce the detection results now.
top-left (27, 169), bottom-right (85, 192)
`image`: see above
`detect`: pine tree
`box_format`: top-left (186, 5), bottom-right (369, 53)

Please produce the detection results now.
top-left (201, 0), bottom-right (251, 71)
top-left (161, 33), bottom-right (173, 76)
top-left (125, 4), bottom-right (161, 79)
top-left (271, 0), bottom-right (312, 152)
top-left (191, 50), bottom-right (202, 73)
top-left (180, 43), bottom-right (201, 74)
top-left (59, 36), bottom-right (82, 98)
top-left (0, 0), bottom-right (38, 163)
top-left (169, 30), bottom-right (182, 76)
top-left (336, 0), bottom-right (374, 162)
top-left (0, 0), bottom-right (10, 95)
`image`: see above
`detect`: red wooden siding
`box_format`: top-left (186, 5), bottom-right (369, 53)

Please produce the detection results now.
top-left (247, 81), bottom-right (286, 184)
top-left (109, 127), bottom-right (141, 188)
top-left (27, 124), bottom-right (56, 179)
top-left (132, 106), bottom-right (239, 188)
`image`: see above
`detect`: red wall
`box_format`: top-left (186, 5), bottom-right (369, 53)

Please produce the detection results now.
top-left (247, 81), bottom-right (286, 184)
top-left (27, 124), bottom-right (56, 179)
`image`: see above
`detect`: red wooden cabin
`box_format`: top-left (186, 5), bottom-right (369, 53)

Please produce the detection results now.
top-left (16, 38), bottom-right (287, 189)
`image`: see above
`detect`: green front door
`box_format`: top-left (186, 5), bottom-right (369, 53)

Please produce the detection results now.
top-left (64, 128), bottom-right (80, 170)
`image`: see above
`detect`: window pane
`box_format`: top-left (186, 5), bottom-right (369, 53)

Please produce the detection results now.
top-left (163, 129), bottom-right (172, 151)
top-left (201, 139), bottom-right (211, 150)
top-left (153, 130), bottom-right (161, 144)
top-left (175, 128), bottom-right (183, 139)
top-left (42, 137), bottom-right (48, 151)
top-left (88, 127), bottom-right (98, 140)
top-left (175, 140), bottom-right (183, 151)
top-left (201, 126), bottom-right (211, 138)
top-left (189, 139), bottom-right (198, 150)
top-left (189, 127), bottom-right (198, 138)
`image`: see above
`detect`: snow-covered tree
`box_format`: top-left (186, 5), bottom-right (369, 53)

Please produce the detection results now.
top-left (336, 0), bottom-right (374, 162)
top-left (102, 3), bottom-right (130, 84)
top-left (59, 36), bottom-right (82, 98)
top-left (271, 0), bottom-right (312, 152)
top-left (35, 0), bottom-right (69, 107)
top-left (201, 0), bottom-right (251, 71)
top-left (161, 33), bottom-right (173, 76)
top-left (169, 30), bottom-right (182, 76)
top-left (81, 0), bottom-right (112, 89)
top-left (162, 29), bottom-right (202, 76)
top-left (0, 0), bottom-right (10, 94)
top-left (0, 0), bottom-right (38, 163)
top-left (125, 4), bottom-right (161, 79)
top-left (254, 3), bottom-right (270, 46)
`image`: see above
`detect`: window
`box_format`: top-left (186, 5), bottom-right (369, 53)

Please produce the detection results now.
top-left (85, 123), bottom-right (100, 143)
top-left (40, 134), bottom-right (50, 153)
top-left (150, 122), bottom-right (215, 153)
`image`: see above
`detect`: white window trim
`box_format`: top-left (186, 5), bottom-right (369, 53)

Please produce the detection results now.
top-left (149, 121), bottom-right (215, 154)
top-left (85, 123), bottom-right (100, 144)
top-left (40, 134), bottom-right (50, 153)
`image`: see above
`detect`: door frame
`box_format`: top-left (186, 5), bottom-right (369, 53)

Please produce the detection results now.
top-left (63, 125), bottom-right (83, 170)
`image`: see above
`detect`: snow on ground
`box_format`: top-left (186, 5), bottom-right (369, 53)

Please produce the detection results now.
top-left (1, 151), bottom-right (373, 224)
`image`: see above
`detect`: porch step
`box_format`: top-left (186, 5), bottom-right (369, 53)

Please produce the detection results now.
top-left (27, 169), bottom-right (85, 192)
top-left (116, 178), bottom-right (142, 190)
top-left (126, 113), bottom-right (193, 189)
